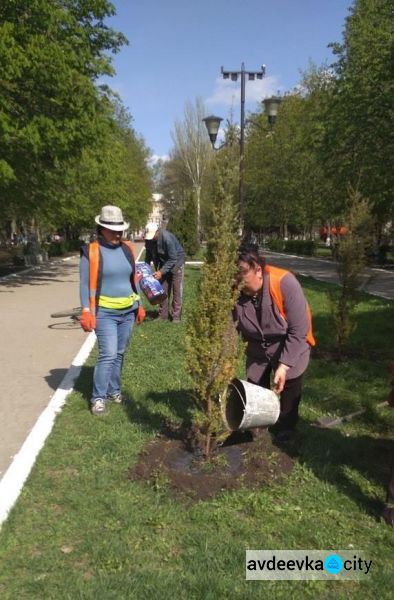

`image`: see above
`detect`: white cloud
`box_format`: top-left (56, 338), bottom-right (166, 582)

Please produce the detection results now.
top-left (148, 154), bottom-right (169, 167)
top-left (206, 75), bottom-right (281, 107)
top-left (216, 126), bottom-right (227, 145)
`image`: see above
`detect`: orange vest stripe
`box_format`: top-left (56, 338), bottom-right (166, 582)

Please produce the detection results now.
top-left (87, 240), bottom-right (138, 314)
top-left (88, 241), bottom-right (100, 313)
top-left (265, 265), bottom-right (316, 347)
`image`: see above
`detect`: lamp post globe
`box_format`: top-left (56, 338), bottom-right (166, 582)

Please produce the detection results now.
top-left (202, 115), bottom-right (223, 148)
top-left (263, 96), bottom-right (282, 125)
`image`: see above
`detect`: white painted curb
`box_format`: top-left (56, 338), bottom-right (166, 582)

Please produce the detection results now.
top-left (0, 332), bottom-right (96, 528)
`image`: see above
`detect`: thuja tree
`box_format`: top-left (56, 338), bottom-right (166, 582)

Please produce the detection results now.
top-left (328, 188), bottom-right (374, 357)
top-left (186, 151), bottom-right (240, 457)
top-left (168, 190), bottom-right (199, 257)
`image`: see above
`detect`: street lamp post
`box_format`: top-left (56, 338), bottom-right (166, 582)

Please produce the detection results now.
top-left (203, 64), bottom-right (266, 233)
top-left (203, 66), bottom-right (282, 235)
top-left (221, 63), bottom-right (266, 231)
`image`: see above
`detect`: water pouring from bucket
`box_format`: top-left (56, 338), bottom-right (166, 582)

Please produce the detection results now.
top-left (223, 378), bottom-right (280, 431)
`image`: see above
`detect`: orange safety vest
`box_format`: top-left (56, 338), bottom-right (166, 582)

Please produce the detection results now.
top-left (265, 265), bottom-right (316, 347)
top-left (87, 240), bottom-right (138, 314)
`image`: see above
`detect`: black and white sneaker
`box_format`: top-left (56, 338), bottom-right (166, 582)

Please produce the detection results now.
top-left (107, 392), bottom-right (124, 404)
top-left (91, 398), bottom-right (106, 415)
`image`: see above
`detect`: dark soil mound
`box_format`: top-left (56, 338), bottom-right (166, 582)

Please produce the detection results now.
top-left (129, 429), bottom-right (296, 501)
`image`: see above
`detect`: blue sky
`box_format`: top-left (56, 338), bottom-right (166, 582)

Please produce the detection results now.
top-left (103, 0), bottom-right (352, 160)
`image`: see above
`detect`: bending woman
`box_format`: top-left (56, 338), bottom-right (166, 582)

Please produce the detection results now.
top-left (232, 243), bottom-right (315, 441)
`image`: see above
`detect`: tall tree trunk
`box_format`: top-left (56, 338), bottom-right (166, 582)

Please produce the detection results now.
top-left (195, 184), bottom-right (201, 242)
top-left (204, 395), bottom-right (212, 457)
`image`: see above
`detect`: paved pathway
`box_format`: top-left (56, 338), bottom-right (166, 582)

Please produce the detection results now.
top-left (0, 257), bottom-right (86, 480)
top-left (264, 252), bottom-right (394, 301)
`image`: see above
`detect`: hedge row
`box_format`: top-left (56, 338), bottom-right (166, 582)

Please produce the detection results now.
top-left (267, 239), bottom-right (316, 256)
top-left (46, 239), bottom-right (83, 257)
top-left (11, 239), bottom-right (84, 264)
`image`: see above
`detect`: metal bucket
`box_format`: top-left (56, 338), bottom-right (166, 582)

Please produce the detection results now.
top-left (223, 378), bottom-right (280, 431)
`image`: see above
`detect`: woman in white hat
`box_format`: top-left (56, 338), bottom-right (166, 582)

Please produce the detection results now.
top-left (79, 205), bottom-right (145, 415)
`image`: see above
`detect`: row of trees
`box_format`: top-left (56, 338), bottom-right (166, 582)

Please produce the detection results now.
top-left (159, 0), bottom-right (392, 248)
top-left (181, 0), bottom-right (392, 455)
top-left (0, 0), bottom-right (152, 239)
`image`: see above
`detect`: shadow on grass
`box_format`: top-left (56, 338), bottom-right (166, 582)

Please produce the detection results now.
top-left (144, 308), bottom-right (159, 321)
top-left (299, 418), bottom-right (393, 518)
top-left (74, 365), bottom-right (94, 407)
top-left (73, 363), bottom-right (195, 433)
top-left (123, 388), bottom-right (196, 435)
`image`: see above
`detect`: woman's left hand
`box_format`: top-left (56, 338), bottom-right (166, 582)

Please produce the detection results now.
top-left (273, 363), bottom-right (290, 394)
top-left (136, 306), bottom-right (146, 325)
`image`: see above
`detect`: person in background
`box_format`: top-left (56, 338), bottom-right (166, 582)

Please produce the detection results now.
top-left (232, 243), bottom-right (315, 442)
top-left (319, 226), bottom-right (328, 244)
top-left (144, 223), bottom-right (159, 270)
top-left (79, 205), bottom-right (145, 416)
top-left (144, 224), bottom-right (185, 322)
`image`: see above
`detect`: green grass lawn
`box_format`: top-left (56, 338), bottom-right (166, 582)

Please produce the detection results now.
top-left (314, 246), bottom-right (333, 258)
top-left (0, 267), bottom-right (393, 599)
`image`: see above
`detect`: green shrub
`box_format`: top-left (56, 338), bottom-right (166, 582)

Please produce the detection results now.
top-left (285, 240), bottom-right (316, 256)
top-left (267, 238), bottom-right (316, 256)
top-left (47, 239), bottom-right (83, 257)
top-left (67, 239), bottom-right (84, 251)
top-left (328, 189), bottom-right (374, 358)
top-left (267, 238), bottom-right (285, 252)
top-left (48, 242), bottom-right (63, 256)
top-left (11, 247), bottom-right (25, 265)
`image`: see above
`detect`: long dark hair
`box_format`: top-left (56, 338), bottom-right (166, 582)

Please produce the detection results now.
top-left (237, 243), bottom-right (266, 270)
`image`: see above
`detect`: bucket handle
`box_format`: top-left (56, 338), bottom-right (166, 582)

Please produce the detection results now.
top-left (229, 381), bottom-right (247, 410)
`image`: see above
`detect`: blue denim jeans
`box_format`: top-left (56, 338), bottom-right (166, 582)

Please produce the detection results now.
top-left (91, 307), bottom-right (135, 403)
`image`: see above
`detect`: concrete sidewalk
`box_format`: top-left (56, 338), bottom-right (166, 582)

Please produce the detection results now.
top-left (264, 252), bottom-right (394, 301)
top-left (0, 257), bottom-right (87, 480)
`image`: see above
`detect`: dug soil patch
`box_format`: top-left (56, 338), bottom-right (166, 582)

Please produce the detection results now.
top-left (129, 430), bottom-right (295, 501)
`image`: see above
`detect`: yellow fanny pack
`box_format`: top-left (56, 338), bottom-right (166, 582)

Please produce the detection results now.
top-left (98, 292), bottom-right (140, 310)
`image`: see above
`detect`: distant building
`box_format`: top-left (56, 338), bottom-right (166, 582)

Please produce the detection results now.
top-left (148, 193), bottom-right (165, 227)
top-left (132, 193), bottom-right (165, 240)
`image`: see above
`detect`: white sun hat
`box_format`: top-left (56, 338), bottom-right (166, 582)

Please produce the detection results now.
top-left (95, 205), bottom-right (129, 231)
top-left (145, 223), bottom-right (159, 240)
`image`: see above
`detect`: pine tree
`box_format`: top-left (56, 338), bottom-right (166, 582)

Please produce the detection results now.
top-left (186, 151), bottom-right (241, 457)
top-left (328, 188), bottom-right (374, 357)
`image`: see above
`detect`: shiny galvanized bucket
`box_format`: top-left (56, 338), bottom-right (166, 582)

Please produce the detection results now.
top-left (223, 378), bottom-right (280, 431)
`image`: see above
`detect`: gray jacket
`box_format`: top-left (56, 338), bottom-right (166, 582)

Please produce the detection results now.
top-left (157, 229), bottom-right (185, 276)
top-left (232, 270), bottom-right (310, 383)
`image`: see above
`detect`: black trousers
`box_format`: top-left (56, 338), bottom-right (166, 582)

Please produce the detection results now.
top-left (256, 366), bottom-right (304, 431)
